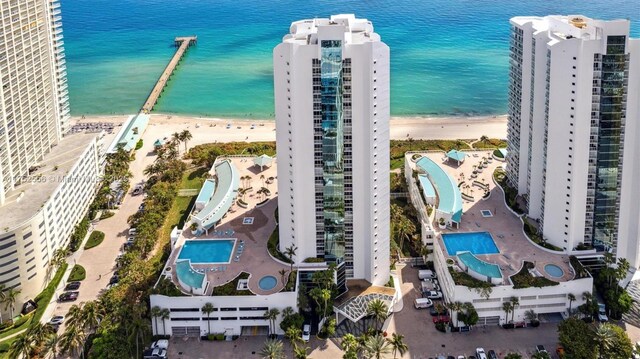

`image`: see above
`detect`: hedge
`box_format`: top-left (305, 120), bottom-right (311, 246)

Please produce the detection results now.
top-left (69, 264), bottom-right (86, 282)
top-left (135, 139), bottom-right (144, 150)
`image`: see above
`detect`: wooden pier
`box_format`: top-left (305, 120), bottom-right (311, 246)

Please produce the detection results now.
top-left (141, 36), bottom-right (197, 113)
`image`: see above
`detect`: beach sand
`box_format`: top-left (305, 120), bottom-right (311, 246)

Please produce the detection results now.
top-left (72, 114), bottom-right (507, 145)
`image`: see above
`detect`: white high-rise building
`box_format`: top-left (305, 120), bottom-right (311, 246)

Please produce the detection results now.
top-left (274, 14), bottom-right (390, 287)
top-left (0, 0), bottom-right (107, 312)
top-left (0, 0), bottom-right (70, 205)
top-left (505, 15), bottom-right (640, 265)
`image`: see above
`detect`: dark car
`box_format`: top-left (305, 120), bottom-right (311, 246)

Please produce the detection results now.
top-left (58, 291), bottom-right (79, 302)
top-left (488, 350), bottom-right (498, 359)
top-left (64, 281), bottom-right (81, 291)
top-left (429, 305), bottom-right (448, 317)
top-left (109, 275), bottom-right (119, 285)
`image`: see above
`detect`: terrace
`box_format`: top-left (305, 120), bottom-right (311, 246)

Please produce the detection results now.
top-left (406, 151), bottom-right (576, 285)
top-left (162, 156), bottom-right (290, 296)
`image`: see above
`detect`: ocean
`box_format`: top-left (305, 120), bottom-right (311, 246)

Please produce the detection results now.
top-left (61, 0), bottom-right (639, 118)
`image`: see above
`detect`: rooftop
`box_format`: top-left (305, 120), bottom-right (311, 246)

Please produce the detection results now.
top-left (0, 132), bottom-right (99, 231)
top-left (107, 113), bottom-right (149, 153)
top-left (511, 15), bottom-right (631, 42)
top-left (192, 160), bottom-right (240, 231)
top-left (446, 149), bottom-right (467, 163)
top-left (418, 174), bottom-right (436, 199)
top-left (284, 14), bottom-right (380, 45)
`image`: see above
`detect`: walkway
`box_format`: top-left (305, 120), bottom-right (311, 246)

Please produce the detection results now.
top-left (142, 36), bottom-right (197, 113)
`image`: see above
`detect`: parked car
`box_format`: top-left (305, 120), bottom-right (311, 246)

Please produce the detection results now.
top-left (151, 339), bottom-right (168, 349)
top-left (58, 291), bottom-right (79, 302)
top-left (419, 269), bottom-right (436, 279)
top-left (487, 350), bottom-right (498, 359)
top-left (432, 315), bottom-right (450, 324)
top-left (536, 345), bottom-right (548, 354)
top-left (414, 298), bottom-right (433, 309)
top-left (598, 303), bottom-right (608, 322)
top-left (426, 290), bottom-right (443, 299)
top-left (142, 348), bottom-right (167, 359)
top-left (49, 316), bottom-right (64, 325)
top-left (132, 185), bottom-right (143, 196)
top-left (457, 356), bottom-right (466, 359)
top-left (128, 228), bottom-right (137, 236)
top-left (475, 348), bottom-right (487, 359)
top-left (64, 281), bottom-right (81, 291)
top-left (302, 324), bottom-right (311, 342)
top-left (429, 304), bottom-right (447, 317)
top-left (109, 275), bottom-right (119, 285)
top-left (126, 237), bottom-right (135, 245)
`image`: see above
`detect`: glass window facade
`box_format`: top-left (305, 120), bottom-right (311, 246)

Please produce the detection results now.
top-left (592, 35), bottom-right (627, 246)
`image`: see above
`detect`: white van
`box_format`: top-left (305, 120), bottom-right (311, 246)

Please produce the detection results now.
top-left (128, 228), bottom-right (137, 236)
top-left (418, 270), bottom-right (436, 280)
top-left (414, 298), bottom-right (433, 309)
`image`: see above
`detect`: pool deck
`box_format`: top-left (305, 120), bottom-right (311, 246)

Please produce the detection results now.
top-left (167, 157), bottom-right (289, 296)
top-left (411, 151), bottom-right (575, 284)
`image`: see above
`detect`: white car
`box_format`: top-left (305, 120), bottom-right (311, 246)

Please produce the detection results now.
top-left (302, 324), bottom-right (311, 342)
top-left (598, 303), bottom-right (608, 322)
top-left (476, 348), bottom-right (487, 359)
top-left (426, 290), bottom-right (443, 299)
top-left (49, 315), bottom-right (64, 325)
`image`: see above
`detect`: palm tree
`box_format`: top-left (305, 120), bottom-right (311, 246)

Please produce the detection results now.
top-left (387, 333), bottom-right (408, 358)
top-left (524, 309), bottom-right (538, 326)
top-left (582, 291), bottom-right (595, 319)
top-left (171, 132), bottom-right (181, 149)
top-left (264, 308), bottom-right (281, 337)
top-left (3, 288), bottom-right (20, 320)
top-left (594, 323), bottom-right (616, 358)
top-left (447, 301), bottom-right (464, 328)
top-left (293, 345), bottom-right (309, 359)
top-left (363, 334), bottom-right (392, 359)
top-left (341, 333), bottom-right (361, 359)
top-left (43, 332), bottom-right (60, 359)
top-left (285, 326), bottom-right (302, 347)
top-left (278, 269), bottom-right (287, 287)
top-left (509, 296), bottom-right (520, 323)
top-left (8, 333), bottom-right (33, 359)
top-left (367, 299), bottom-right (389, 332)
top-left (201, 303), bottom-right (215, 335)
top-left (66, 302), bottom-right (84, 329)
top-left (319, 289), bottom-right (332, 320)
top-left (260, 338), bottom-right (285, 359)
top-left (160, 308), bottom-right (170, 335)
top-left (81, 300), bottom-right (104, 333)
top-left (434, 302), bottom-right (445, 323)
top-left (180, 129), bottom-right (192, 153)
top-left (281, 306), bottom-right (294, 319)
top-left (60, 324), bottom-right (87, 359)
top-left (26, 322), bottom-right (53, 346)
top-left (502, 302), bottom-right (513, 324)
top-left (284, 244), bottom-right (297, 273)
top-left (150, 306), bottom-right (162, 336)
top-left (568, 293), bottom-right (576, 314)
top-left (0, 284), bottom-right (5, 324)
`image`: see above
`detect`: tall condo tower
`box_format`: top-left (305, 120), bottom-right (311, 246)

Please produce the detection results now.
top-left (0, 0), bottom-right (70, 205)
top-left (505, 15), bottom-right (640, 265)
top-left (274, 14), bottom-right (390, 287)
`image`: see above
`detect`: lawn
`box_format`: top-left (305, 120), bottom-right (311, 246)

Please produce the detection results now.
top-left (0, 263), bottom-right (68, 344)
top-left (511, 261), bottom-right (559, 289)
top-left (84, 231), bottom-right (105, 250)
top-left (69, 264), bottom-right (86, 282)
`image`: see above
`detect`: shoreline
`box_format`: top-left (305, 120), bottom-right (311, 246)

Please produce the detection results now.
top-left (71, 113), bottom-right (508, 142)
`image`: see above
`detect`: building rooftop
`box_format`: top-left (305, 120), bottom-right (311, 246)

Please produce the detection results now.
top-left (446, 149), bottom-right (467, 163)
top-left (192, 160), bottom-right (240, 231)
top-left (107, 113), bottom-right (149, 153)
top-left (511, 15), bottom-right (631, 42)
top-left (0, 132), bottom-right (99, 231)
top-left (418, 174), bottom-right (436, 198)
top-left (416, 156), bottom-right (463, 223)
top-left (284, 14), bottom-right (380, 45)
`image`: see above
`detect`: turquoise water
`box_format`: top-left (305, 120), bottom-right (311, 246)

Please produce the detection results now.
top-left (61, 0), bottom-right (640, 118)
top-left (458, 252), bottom-right (502, 278)
top-left (258, 276), bottom-right (278, 291)
top-left (442, 232), bottom-right (499, 255)
top-left (544, 264), bottom-right (564, 278)
top-left (178, 239), bottom-right (235, 263)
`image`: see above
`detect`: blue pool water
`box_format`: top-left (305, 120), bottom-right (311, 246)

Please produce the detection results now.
top-left (258, 276), bottom-right (277, 291)
top-left (544, 264), bottom-right (564, 278)
top-left (178, 239), bottom-right (235, 263)
top-left (442, 232), bottom-right (499, 256)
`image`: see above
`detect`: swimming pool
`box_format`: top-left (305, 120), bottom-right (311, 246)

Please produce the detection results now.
top-left (544, 264), bottom-right (564, 278)
top-left (442, 232), bottom-right (499, 256)
top-left (258, 276), bottom-right (277, 290)
top-left (178, 239), bottom-right (236, 263)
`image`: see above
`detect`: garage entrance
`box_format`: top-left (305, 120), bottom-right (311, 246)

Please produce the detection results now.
top-left (478, 316), bottom-right (500, 326)
top-left (241, 326), bottom-right (269, 336)
top-left (171, 326), bottom-right (201, 337)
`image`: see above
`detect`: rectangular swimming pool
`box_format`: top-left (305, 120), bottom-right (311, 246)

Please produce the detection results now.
top-left (178, 239), bottom-right (236, 263)
top-left (441, 232), bottom-right (499, 256)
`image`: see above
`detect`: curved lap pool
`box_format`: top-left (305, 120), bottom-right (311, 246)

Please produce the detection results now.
top-left (544, 264), bottom-right (564, 278)
top-left (258, 276), bottom-right (277, 290)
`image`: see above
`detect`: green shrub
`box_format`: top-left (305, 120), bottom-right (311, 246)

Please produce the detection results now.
top-left (510, 262), bottom-right (559, 289)
top-left (210, 272), bottom-right (252, 296)
top-left (68, 216), bottom-right (90, 252)
top-left (267, 225), bottom-right (292, 264)
top-left (448, 267), bottom-right (494, 288)
top-left (135, 139), bottom-right (144, 150)
top-left (493, 149), bottom-right (505, 158)
top-left (69, 264), bottom-right (86, 281)
top-left (100, 211), bottom-right (115, 220)
top-left (85, 231), bottom-right (105, 250)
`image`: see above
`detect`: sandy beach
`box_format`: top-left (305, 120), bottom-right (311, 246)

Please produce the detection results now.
top-left (72, 114), bottom-right (507, 145)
